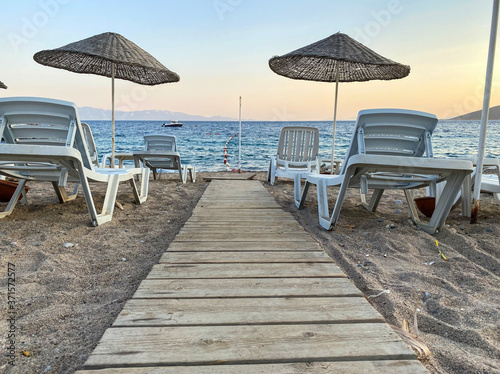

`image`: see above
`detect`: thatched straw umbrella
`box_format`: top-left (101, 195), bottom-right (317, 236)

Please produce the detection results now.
top-left (269, 32), bottom-right (410, 172)
top-left (0, 81), bottom-right (7, 89)
top-left (34, 32), bottom-right (179, 165)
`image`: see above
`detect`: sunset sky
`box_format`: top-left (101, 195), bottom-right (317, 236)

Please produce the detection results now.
top-left (0, 0), bottom-right (499, 120)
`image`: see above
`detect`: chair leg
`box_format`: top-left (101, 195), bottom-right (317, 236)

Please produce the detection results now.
top-left (361, 189), bottom-right (384, 212)
top-left (183, 165), bottom-right (196, 183)
top-left (76, 169), bottom-right (100, 227)
top-left (130, 168), bottom-right (149, 205)
top-left (461, 175), bottom-right (472, 217)
top-left (179, 164), bottom-right (185, 184)
top-left (317, 178), bottom-right (330, 223)
top-left (269, 157), bottom-right (276, 185)
top-left (324, 175), bottom-right (353, 231)
top-left (0, 179), bottom-right (27, 218)
top-left (96, 174), bottom-right (120, 225)
top-left (51, 182), bottom-right (78, 203)
top-left (298, 180), bottom-right (311, 210)
top-left (294, 173), bottom-right (307, 208)
top-left (424, 173), bottom-right (465, 233)
top-left (404, 189), bottom-right (422, 225)
top-left (190, 166), bottom-right (196, 182)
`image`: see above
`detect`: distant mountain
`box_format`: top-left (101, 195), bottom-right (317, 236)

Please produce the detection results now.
top-left (78, 106), bottom-right (237, 121)
top-left (451, 105), bottom-right (500, 120)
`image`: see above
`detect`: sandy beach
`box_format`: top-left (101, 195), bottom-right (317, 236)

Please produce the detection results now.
top-left (1, 171), bottom-right (499, 374)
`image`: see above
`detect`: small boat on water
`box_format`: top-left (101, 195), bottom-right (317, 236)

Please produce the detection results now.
top-left (162, 120), bottom-right (183, 128)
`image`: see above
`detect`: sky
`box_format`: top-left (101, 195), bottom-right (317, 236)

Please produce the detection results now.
top-left (0, 0), bottom-right (499, 120)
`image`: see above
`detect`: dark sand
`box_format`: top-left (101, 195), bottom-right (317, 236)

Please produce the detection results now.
top-left (0, 171), bottom-right (499, 373)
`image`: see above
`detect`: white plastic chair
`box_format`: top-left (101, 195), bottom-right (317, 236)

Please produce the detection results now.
top-left (0, 97), bottom-right (149, 226)
top-left (133, 134), bottom-right (195, 183)
top-left (268, 126), bottom-right (320, 185)
top-left (294, 109), bottom-right (474, 234)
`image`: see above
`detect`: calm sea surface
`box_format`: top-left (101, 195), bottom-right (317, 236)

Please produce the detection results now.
top-left (86, 120), bottom-right (500, 172)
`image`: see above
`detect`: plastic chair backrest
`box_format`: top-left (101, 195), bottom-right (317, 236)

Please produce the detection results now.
top-left (277, 126), bottom-right (319, 163)
top-left (0, 97), bottom-right (95, 170)
top-left (81, 122), bottom-right (99, 166)
top-left (144, 134), bottom-right (177, 152)
top-left (341, 109), bottom-right (438, 175)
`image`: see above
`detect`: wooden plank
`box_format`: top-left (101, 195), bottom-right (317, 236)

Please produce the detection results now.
top-left (113, 297), bottom-right (385, 327)
top-left (199, 195), bottom-right (277, 200)
top-left (159, 251), bottom-right (332, 263)
top-left (195, 203), bottom-right (282, 209)
top-left (191, 209), bottom-right (292, 216)
top-left (82, 323), bottom-right (417, 369)
top-left (76, 360), bottom-right (428, 374)
top-left (202, 173), bottom-right (256, 181)
top-left (133, 278), bottom-right (359, 298)
top-left (166, 242), bottom-right (321, 252)
top-left (147, 263), bottom-right (345, 279)
top-left (166, 241), bottom-right (321, 251)
top-left (179, 228), bottom-right (307, 235)
top-left (180, 226), bottom-right (306, 234)
top-left (174, 232), bottom-right (312, 242)
top-left (183, 222), bottom-right (303, 228)
top-left (199, 195), bottom-right (277, 199)
top-left (186, 217), bottom-right (298, 224)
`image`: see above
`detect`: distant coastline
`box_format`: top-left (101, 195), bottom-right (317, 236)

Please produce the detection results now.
top-left (78, 105), bottom-right (500, 122)
top-left (450, 104), bottom-right (500, 120)
top-left (78, 106), bottom-right (238, 122)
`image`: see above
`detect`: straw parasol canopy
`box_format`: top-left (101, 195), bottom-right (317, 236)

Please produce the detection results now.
top-left (269, 32), bottom-right (410, 172)
top-left (33, 32), bottom-right (179, 85)
top-left (269, 32), bottom-right (410, 83)
top-left (33, 32), bottom-right (179, 165)
top-left (0, 81), bottom-right (7, 89)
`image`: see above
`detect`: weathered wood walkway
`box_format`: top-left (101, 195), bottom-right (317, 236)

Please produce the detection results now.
top-left (77, 180), bottom-right (428, 373)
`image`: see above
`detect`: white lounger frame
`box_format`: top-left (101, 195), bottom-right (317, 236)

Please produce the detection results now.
top-left (294, 109), bottom-right (474, 234)
top-left (0, 97), bottom-right (148, 226)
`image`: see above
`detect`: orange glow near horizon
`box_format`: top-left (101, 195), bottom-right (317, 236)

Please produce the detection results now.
top-left (1, 1), bottom-right (499, 121)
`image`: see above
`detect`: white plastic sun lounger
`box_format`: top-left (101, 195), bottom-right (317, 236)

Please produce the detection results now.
top-left (268, 126), bottom-right (320, 185)
top-left (134, 134), bottom-right (195, 183)
top-left (0, 97), bottom-right (149, 226)
top-left (294, 109), bottom-right (474, 234)
top-left (101, 134), bottom-right (195, 183)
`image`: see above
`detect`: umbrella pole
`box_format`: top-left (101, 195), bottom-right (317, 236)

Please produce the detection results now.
top-left (330, 64), bottom-right (339, 174)
top-left (111, 62), bottom-right (116, 168)
top-left (471, 0), bottom-right (499, 223)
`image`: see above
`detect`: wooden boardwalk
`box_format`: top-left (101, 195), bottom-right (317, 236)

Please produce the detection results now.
top-left (77, 180), bottom-right (428, 373)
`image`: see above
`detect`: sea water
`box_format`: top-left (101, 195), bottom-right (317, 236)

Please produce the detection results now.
top-left (86, 120), bottom-right (500, 171)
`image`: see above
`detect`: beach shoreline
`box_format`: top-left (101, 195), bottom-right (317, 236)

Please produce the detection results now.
top-left (0, 171), bottom-right (499, 373)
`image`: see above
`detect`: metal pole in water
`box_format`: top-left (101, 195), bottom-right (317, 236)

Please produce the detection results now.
top-left (238, 96), bottom-right (242, 172)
